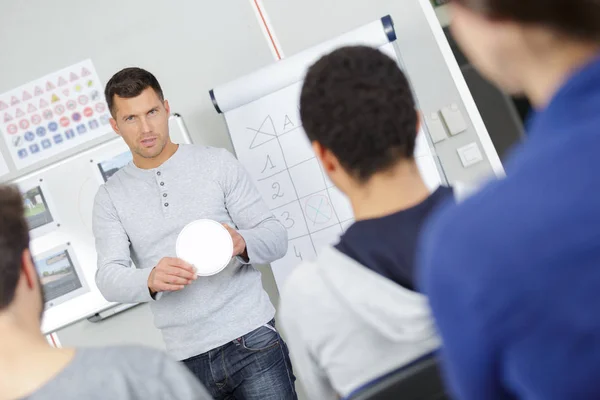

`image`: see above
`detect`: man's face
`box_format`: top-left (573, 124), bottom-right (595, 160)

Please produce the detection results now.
top-left (109, 87), bottom-right (171, 161)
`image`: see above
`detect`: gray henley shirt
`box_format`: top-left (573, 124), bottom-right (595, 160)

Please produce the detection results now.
top-left (92, 144), bottom-right (287, 360)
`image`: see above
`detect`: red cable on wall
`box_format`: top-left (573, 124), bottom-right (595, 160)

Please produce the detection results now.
top-left (252, 0), bottom-right (283, 60)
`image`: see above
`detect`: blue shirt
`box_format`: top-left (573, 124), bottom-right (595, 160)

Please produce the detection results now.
top-left (418, 54), bottom-right (600, 399)
top-left (337, 186), bottom-right (453, 291)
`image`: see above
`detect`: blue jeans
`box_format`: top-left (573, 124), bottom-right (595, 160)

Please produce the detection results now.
top-left (183, 319), bottom-right (297, 400)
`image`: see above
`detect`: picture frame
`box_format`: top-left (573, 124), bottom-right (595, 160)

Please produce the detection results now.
top-left (34, 243), bottom-right (90, 310)
top-left (95, 150), bottom-right (133, 183)
top-left (90, 146), bottom-right (132, 184)
top-left (17, 176), bottom-right (61, 239)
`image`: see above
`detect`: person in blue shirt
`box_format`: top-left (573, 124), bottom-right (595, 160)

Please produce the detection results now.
top-left (418, 1), bottom-right (600, 399)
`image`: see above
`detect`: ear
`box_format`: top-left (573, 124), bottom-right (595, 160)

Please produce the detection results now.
top-left (21, 249), bottom-right (38, 290)
top-left (110, 117), bottom-right (121, 137)
top-left (163, 99), bottom-right (171, 115)
top-left (312, 141), bottom-right (339, 173)
top-left (312, 141), bottom-right (328, 169)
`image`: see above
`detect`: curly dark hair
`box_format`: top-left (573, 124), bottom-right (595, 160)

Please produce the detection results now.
top-left (105, 67), bottom-right (164, 117)
top-left (300, 46), bottom-right (418, 182)
top-left (0, 185), bottom-right (30, 310)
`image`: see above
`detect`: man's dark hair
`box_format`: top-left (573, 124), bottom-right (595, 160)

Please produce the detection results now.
top-left (300, 46), bottom-right (418, 182)
top-left (104, 67), bottom-right (164, 117)
top-left (0, 185), bottom-right (30, 310)
top-left (453, 0), bottom-right (600, 41)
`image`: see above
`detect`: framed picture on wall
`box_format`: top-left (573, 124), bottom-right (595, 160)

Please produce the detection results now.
top-left (91, 147), bottom-right (132, 184)
top-left (16, 177), bottom-right (61, 239)
top-left (34, 243), bottom-right (90, 310)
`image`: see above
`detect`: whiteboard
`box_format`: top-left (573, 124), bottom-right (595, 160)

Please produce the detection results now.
top-left (211, 16), bottom-right (443, 287)
top-left (12, 114), bottom-right (192, 334)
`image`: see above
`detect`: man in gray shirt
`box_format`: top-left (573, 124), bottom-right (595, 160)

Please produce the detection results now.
top-left (0, 185), bottom-right (209, 400)
top-left (93, 67), bottom-right (296, 400)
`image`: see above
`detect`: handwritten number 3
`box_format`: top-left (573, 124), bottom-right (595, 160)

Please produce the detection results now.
top-left (281, 211), bottom-right (295, 229)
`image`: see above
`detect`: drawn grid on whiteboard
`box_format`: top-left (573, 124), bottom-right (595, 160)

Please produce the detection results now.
top-left (224, 81), bottom-right (441, 286)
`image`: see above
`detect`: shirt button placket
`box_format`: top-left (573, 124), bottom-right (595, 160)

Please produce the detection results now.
top-left (157, 170), bottom-right (170, 216)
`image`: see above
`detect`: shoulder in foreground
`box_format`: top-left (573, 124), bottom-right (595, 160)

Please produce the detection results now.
top-left (78, 345), bottom-right (193, 382)
top-left (280, 261), bottom-right (321, 300)
top-left (83, 345), bottom-right (174, 368)
top-left (85, 345), bottom-right (209, 398)
top-left (420, 176), bottom-right (539, 290)
top-left (427, 177), bottom-right (519, 247)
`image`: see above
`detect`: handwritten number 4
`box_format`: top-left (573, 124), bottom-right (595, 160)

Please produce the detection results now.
top-left (294, 246), bottom-right (302, 260)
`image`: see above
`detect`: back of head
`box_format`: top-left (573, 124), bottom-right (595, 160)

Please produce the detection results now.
top-left (104, 67), bottom-right (164, 117)
top-left (0, 185), bottom-right (29, 311)
top-left (453, 0), bottom-right (600, 42)
top-left (300, 46), bottom-right (418, 182)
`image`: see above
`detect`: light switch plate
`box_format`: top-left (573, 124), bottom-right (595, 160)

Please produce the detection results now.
top-left (457, 142), bottom-right (483, 168)
top-left (441, 103), bottom-right (468, 136)
top-left (426, 112), bottom-right (447, 144)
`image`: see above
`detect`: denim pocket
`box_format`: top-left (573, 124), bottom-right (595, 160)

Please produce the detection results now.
top-left (240, 322), bottom-right (280, 352)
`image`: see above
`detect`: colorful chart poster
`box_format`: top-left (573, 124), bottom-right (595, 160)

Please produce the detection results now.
top-left (0, 60), bottom-right (112, 170)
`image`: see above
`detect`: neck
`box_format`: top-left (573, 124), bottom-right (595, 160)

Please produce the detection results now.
top-left (0, 313), bottom-right (75, 399)
top-left (524, 41), bottom-right (600, 108)
top-left (348, 160), bottom-right (431, 221)
top-left (134, 141), bottom-right (179, 169)
top-left (0, 312), bottom-right (47, 351)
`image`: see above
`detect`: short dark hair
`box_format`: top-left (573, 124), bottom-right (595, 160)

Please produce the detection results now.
top-left (104, 67), bottom-right (164, 117)
top-left (300, 46), bottom-right (417, 182)
top-left (0, 185), bottom-right (30, 310)
top-left (453, 0), bottom-right (600, 41)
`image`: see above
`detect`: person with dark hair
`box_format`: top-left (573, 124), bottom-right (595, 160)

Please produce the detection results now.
top-left (278, 46), bottom-right (448, 399)
top-left (418, 1), bottom-right (600, 399)
top-left (94, 67), bottom-right (296, 399)
top-left (0, 185), bottom-right (210, 400)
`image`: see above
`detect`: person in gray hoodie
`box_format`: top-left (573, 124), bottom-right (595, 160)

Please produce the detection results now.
top-left (278, 46), bottom-right (449, 400)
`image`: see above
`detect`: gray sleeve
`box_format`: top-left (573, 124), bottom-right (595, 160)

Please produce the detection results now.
top-left (279, 277), bottom-right (338, 400)
top-left (219, 149), bottom-right (288, 265)
top-left (93, 185), bottom-right (154, 303)
top-left (158, 356), bottom-right (212, 400)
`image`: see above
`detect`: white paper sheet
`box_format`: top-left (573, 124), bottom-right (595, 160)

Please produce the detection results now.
top-left (213, 19), bottom-right (392, 113)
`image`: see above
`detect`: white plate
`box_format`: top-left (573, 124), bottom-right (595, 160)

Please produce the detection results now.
top-left (176, 219), bottom-right (234, 276)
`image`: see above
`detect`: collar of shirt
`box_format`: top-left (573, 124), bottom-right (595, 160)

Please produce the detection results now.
top-left (124, 144), bottom-right (186, 179)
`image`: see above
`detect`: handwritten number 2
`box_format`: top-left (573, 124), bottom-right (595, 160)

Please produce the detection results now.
top-left (272, 182), bottom-right (284, 199)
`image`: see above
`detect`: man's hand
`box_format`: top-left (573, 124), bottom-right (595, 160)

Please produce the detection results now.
top-left (222, 224), bottom-right (248, 260)
top-left (148, 257), bottom-right (197, 295)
